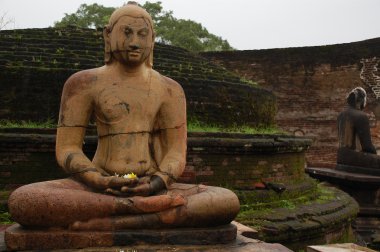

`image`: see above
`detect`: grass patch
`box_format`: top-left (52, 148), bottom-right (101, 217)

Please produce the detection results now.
top-left (0, 212), bottom-right (13, 224)
top-left (0, 119), bottom-right (286, 135)
top-left (0, 119), bottom-right (285, 135)
top-left (240, 77), bottom-right (258, 86)
top-left (187, 119), bottom-right (285, 134)
top-left (236, 184), bottom-right (339, 230)
top-left (314, 183), bottom-right (337, 203)
top-left (0, 119), bottom-right (56, 129)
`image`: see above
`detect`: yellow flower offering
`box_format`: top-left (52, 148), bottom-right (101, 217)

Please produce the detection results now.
top-left (114, 172), bottom-right (138, 180)
top-left (124, 173), bottom-right (138, 179)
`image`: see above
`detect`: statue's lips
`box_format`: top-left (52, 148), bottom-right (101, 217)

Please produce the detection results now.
top-left (112, 49), bottom-right (142, 57)
top-left (126, 50), bottom-right (142, 57)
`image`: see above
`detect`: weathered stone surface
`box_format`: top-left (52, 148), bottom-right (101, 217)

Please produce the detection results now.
top-left (232, 221), bottom-right (258, 239)
top-left (306, 167), bottom-right (380, 184)
top-left (307, 167), bottom-right (380, 249)
top-left (336, 164), bottom-right (380, 176)
top-left (237, 185), bottom-right (359, 250)
top-left (0, 230), bottom-right (292, 252)
top-left (5, 224), bottom-right (238, 250)
top-left (307, 243), bottom-right (377, 252)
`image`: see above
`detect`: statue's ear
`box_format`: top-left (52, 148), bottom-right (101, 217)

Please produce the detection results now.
top-left (146, 31), bottom-right (155, 67)
top-left (103, 26), bottom-right (111, 63)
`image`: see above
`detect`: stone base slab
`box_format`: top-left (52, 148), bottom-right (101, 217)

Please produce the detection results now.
top-left (307, 243), bottom-right (377, 252)
top-left (336, 164), bottom-right (380, 176)
top-left (5, 224), bottom-right (239, 251)
top-left (306, 167), bottom-right (380, 184)
top-left (1, 233), bottom-right (292, 252)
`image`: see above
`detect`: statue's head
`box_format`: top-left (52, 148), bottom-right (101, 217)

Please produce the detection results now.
top-left (103, 2), bottom-right (155, 67)
top-left (346, 87), bottom-right (367, 110)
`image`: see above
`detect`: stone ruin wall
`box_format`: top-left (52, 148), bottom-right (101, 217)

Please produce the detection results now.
top-left (203, 38), bottom-right (380, 168)
top-left (0, 28), bottom-right (276, 128)
top-left (2, 28), bottom-right (379, 168)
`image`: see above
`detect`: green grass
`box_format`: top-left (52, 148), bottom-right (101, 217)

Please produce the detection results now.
top-left (314, 183), bottom-right (336, 203)
top-left (187, 119), bottom-right (285, 134)
top-left (0, 119), bottom-right (285, 135)
top-left (0, 119), bottom-right (56, 129)
top-left (236, 184), bottom-right (340, 229)
top-left (240, 77), bottom-right (258, 86)
top-left (0, 212), bottom-right (13, 224)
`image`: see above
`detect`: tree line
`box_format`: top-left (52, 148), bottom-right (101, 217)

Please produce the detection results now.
top-left (54, 2), bottom-right (234, 52)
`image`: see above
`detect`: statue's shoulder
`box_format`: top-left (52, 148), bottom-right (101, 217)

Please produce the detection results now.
top-left (340, 108), bottom-right (369, 123)
top-left (152, 70), bottom-right (185, 96)
top-left (63, 68), bottom-right (101, 92)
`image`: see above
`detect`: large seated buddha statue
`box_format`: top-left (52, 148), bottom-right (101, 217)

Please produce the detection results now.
top-left (8, 2), bottom-right (239, 234)
top-left (337, 87), bottom-right (380, 175)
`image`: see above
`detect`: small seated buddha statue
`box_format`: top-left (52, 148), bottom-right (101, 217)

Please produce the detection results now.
top-left (337, 87), bottom-right (380, 175)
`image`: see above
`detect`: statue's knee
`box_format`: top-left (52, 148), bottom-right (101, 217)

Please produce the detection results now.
top-left (8, 184), bottom-right (46, 225)
top-left (210, 186), bottom-right (240, 208)
top-left (8, 186), bottom-right (29, 222)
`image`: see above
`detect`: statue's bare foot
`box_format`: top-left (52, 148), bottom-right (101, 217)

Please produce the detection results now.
top-left (70, 218), bottom-right (113, 231)
top-left (115, 194), bottom-right (186, 214)
top-left (70, 205), bottom-right (187, 231)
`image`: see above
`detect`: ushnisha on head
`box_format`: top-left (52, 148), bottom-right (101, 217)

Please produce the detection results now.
top-left (346, 87), bottom-right (367, 110)
top-left (103, 1), bottom-right (155, 67)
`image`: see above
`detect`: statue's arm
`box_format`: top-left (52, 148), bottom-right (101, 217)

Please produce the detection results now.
top-left (153, 80), bottom-right (187, 188)
top-left (55, 71), bottom-right (133, 190)
top-left (356, 114), bottom-right (377, 154)
top-left (55, 72), bottom-right (94, 175)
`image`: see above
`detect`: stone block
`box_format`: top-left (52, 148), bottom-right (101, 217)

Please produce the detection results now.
top-left (5, 224), bottom-right (237, 251)
top-left (307, 243), bottom-right (377, 252)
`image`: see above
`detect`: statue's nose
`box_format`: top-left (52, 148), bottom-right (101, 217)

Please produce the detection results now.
top-left (129, 35), bottom-right (140, 50)
top-left (129, 44), bottom-right (140, 50)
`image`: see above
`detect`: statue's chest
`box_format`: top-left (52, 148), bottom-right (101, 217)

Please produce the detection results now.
top-left (94, 84), bottom-right (161, 124)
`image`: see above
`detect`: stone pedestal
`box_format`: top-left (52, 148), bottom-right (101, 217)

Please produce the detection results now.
top-left (306, 167), bottom-right (380, 249)
top-left (3, 223), bottom-right (293, 252)
top-left (307, 243), bottom-right (377, 252)
top-left (5, 224), bottom-right (238, 251)
top-left (336, 163), bottom-right (380, 176)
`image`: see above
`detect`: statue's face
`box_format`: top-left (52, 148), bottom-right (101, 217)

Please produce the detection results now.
top-left (109, 16), bottom-right (153, 66)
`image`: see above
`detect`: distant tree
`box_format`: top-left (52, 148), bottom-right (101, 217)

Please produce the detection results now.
top-left (143, 2), bottom-right (233, 52)
top-left (54, 3), bottom-right (114, 29)
top-left (0, 12), bottom-right (15, 30)
top-left (53, 2), bottom-right (233, 52)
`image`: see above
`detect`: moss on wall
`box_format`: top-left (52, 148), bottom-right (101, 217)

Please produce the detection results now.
top-left (0, 28), bottom-right (276, 127)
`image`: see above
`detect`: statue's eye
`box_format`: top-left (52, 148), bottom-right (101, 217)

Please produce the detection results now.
top-left (124, 28), bottom-right (133, 36)
top-left (138, 28), bottom-right (149, 37)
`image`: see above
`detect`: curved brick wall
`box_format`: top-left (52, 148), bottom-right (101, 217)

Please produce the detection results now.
top-left (202, 38), bottom-right (380, 167)
top-left (0, 129), bottom-right (311, 190)
top-left (0, 28), bottom-right (276, 127)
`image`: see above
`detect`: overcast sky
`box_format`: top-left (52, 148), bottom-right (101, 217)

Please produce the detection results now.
top-left (1, 0), bottom-right (380, 50)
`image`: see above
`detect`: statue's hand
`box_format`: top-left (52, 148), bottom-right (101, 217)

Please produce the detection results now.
top-left (79, 171), bottom-right (137, 191)
top-left (120, 175), bottom-right (166, 196)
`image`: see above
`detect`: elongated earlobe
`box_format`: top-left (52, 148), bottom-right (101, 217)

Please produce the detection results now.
top-left (146, 33), bottom-right (155, 67)
top-left (103, 26), bottom-right (112, 64)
